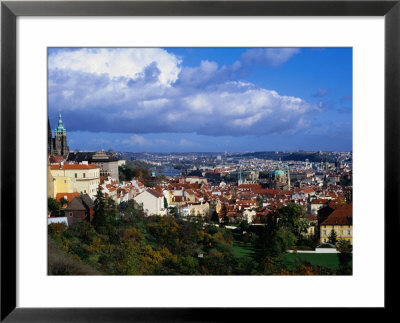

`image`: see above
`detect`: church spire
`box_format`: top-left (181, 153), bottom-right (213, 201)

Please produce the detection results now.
top-left (52, 112), bottom-right (69, 157)
top-left (55, 113), bottom-right (66, 133)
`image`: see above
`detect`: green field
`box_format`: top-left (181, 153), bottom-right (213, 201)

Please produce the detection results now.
top-left (282, 253), bottom-right (352, 270)
top-left (232, 241), bottom-right (257, 259)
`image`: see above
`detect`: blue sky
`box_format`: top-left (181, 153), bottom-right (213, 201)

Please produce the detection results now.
top-left (48, 47), bottom-right (352, 152)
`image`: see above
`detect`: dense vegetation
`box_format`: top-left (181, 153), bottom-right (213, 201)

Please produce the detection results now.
top-left (118, 163), bottom-right (150, 182)
top-left (48, 194), bottom-right (352, 275)
top-left (118, 162), bottom-right (167, 187)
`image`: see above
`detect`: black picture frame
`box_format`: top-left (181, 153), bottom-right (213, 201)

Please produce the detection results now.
top-left (1, 0), bottom-right (399, 321)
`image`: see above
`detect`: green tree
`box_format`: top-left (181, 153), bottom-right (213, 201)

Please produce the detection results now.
top-left (220, 204), bottom-right (229, 226)
top-left (105, 196), bottom-right (118, 220)
top-left (210, 211), bottom-right (219, 224)
top-left (239, 220), bottom-right (250, 232)
top-left (92, 186), bottom-right (107, 232)
top-left (275, 228), bottom-right (297, 253)
top-left (255, 212), bottom-right (280, 258)
top-left (337, 239), bottom-right (352, 253)
top-left (337, 239), bottom-right (352, 274)
top-left (256, 196), bottom-right (264, 208)
top-left (59, 197), bottom-right (68, 207)
top-left (328, 229), bottom-right (337, 245)
top-left (48, 197), bottom-right (60, 213)
top-left (118, 165), bottom-right (135, 182)
top-left (164, 197), bottom-right (168, 209)
top-left (276, 203), bottom-right (309, 237)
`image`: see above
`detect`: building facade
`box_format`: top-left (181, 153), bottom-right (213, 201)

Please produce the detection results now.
top-left (134, 189), bottom-right (166, 216)
top-left (67, 149), bottom-right (120, 182)
top-left (50, 163), bottom-right (101, 199)
top-left (269, 164), bottom-right (291, 189)
top-left (319, 204), bottom-right (353, 244)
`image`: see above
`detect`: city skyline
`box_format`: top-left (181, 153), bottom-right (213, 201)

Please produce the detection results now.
top-left (48, 47), bottom-right (352, 152)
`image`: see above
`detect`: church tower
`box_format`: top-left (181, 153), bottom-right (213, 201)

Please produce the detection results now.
top-left (284, 164), bottom-right (291, 188)
top-left (53, 113), bottom-right (69, 157)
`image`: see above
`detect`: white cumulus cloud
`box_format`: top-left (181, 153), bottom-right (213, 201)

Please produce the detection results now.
top-left (48, 48), bottom-right (316, 137)
top-left (49, 48), bottom-right (182, 85)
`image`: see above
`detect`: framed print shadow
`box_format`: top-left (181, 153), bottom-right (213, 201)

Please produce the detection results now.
top-left (1, 0), bottom-right (399, 321)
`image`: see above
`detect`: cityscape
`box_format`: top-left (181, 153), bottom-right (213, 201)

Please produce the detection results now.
top-left (47, 48), bottom-right (352, 275)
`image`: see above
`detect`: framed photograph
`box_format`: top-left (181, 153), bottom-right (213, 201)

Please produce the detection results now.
top-left (1, 0), bottom-right (398, 320)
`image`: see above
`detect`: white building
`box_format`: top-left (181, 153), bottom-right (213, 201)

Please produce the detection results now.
top-left (50, 163), bottom-right (100, 199)
top-left (242, 209), bottom-right (257, 223)
top-left (134, 189), bottom-right (166, 216)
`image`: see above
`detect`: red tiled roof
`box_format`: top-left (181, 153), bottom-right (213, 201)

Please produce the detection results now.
top-left (148, 189), bottom-right (164, 198)
top-left (321, 204), bottom-right (352, 226)
top-left (311, 198), bottom-right (330, 205)
top-left (56, 192), bottom-right (80, 202)
top-left (50, 163), bottom-right (99, 170)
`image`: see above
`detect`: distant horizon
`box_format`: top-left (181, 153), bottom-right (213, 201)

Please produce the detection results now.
top-left (48, 47), bottom-right (352, 152)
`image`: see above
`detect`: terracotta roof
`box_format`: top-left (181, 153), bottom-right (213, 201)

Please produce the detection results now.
top-left (50, 163), bottom-right (100, 170)
top-left (147, 189), bottom-right (164, 198)
top-left (321, 204), bottom-right (352, 226)
top-left (56, 192), bottom-right (80, 203)
top-left (311, 198), bottom-right (330, 205)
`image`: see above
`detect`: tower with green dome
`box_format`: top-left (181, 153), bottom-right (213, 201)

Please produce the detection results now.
top-left (269, 163), bottom-right (290, 189)
top-left (50, 113), bottom-right (69, 157)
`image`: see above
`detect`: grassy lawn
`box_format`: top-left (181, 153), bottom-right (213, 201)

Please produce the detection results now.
top-left (232, 240), bottom-right (257, 259)
top-left (282, 253), bottom-right (352, 270)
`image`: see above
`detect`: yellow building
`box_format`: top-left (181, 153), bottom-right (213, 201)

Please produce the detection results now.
top-left (50, 163), bottom-right (100, 199)
top-left (184, 189), bottom-right (196, 203)
top-left (319, 204), bottom-right (352, 245)
top-left (48, 165), bottom-right (55, 198)
top-left (55, 176), bottom-right (72, 195)
top-left (189, 202), bottom-right (210, 217)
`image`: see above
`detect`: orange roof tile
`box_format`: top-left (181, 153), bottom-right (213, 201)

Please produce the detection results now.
top-left (321, 204), bottom-right (352, 226)
top-left (56, 192), bottom-right (80, 202)
top-left (50, 163), bottom-right (100, 170)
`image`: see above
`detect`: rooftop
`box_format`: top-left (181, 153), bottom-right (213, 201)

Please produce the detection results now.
top-left (50, 163), bottom-right (100, 170)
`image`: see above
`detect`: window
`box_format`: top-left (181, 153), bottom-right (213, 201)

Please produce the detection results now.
top-left (83, 173), bottom-right (86, 178)
top-left (323, 230), bottom-right (326, 235)
top-left (75, 173), bottom-right (77, 178)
